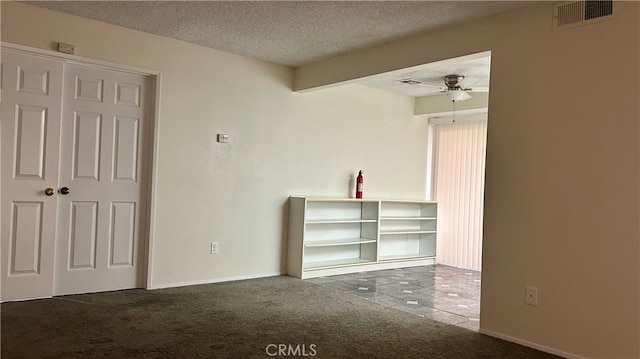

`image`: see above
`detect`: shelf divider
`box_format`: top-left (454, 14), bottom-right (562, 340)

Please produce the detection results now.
top-left (304, 258), bottom-right (376, 270)
top-left (380, 216), bottom-right (436, 221)
top-left (379, 230), bottom-right (436, 235)
top-left (378, 254), bottom-right (434, 262)
top-left (305, 238), bottom-right (377, 247)
top-left (306, 219), bottom-right (377, 224)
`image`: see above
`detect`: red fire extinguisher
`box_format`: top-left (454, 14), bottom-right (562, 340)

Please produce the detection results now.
top-left (356, 170), bottom-right (364, 198)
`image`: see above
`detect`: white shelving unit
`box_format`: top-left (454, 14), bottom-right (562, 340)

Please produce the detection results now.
top-left (287, 197), bottom-right (437, 279)
top-left (378, 200), bottom-right (437, 263)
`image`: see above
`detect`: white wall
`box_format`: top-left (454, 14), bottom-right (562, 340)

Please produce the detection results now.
top-left (4, 2), bottom-right (639, 358)
top-left (295, 3), bottom-right (640, 358)
top-left (1, 3), bottom-right (428, 287)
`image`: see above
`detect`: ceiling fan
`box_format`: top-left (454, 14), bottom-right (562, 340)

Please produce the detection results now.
top-left (397, 74), bottom-right (477, 102)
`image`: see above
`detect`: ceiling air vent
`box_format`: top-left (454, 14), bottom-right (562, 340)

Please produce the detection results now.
top-left (554, 0), bottom-right (614, 30)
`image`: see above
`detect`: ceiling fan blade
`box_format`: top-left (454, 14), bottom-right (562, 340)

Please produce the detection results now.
top-left (459, 76), bottom-right (480, 87)
top-left (465, 86), bottom-right (489, 92)
top-left (395, 79), bottom-right (442, 89)
top-left (416, 83), bottom-right (443, 89)
top-left (421, 91), bottom-right (447, 96)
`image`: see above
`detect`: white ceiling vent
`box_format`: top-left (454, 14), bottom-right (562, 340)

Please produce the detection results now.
top-left (554, 0), bottom-right (614, 30)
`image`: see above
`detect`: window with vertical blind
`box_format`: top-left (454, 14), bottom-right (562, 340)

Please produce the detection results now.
top-left (432, 116), bottom-right (487, 271)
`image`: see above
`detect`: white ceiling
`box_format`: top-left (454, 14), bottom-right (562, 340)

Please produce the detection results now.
top-left (29, 1), bottom-right (531, 67)
top-left (355, 53), bottom-right (491, 97)
top-left (27, 1), bottom-right (517, 98)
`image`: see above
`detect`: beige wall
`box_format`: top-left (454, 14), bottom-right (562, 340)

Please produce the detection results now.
top-left (298, 3), bottom-right (640, 358)
top-left (3, 2), bottom-right (639, 358)
top-left (1, 2), bottom-right (428, 286)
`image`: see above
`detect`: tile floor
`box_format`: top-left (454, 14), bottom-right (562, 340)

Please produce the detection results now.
top-left (307, 264), bottom-right (481, 331)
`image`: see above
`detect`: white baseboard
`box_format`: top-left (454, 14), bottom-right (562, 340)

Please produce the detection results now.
top-left (147, 272), bottom-right (284, 290)
top-left (479, 328), bottom-right (588, 359)
top-left (299, 258), bottom-right (435, 279)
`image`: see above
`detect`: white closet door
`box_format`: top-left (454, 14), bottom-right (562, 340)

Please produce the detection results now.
top-left (54, 64), bottom-right (149, 295)
top-left (1, 51), bottom-right (63, 301)
top-left (433, 118), bottom-right (487, 271)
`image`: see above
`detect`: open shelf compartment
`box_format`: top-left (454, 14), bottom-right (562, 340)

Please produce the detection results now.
top-left (380, 201), bottom-right (436, 219)
top-left (379, 201), bottom-right (436, 235)
top-left (377, 232), bottom-right (436, 261)
top-left (305, 200), bottom-right (378, 223)
top-left (303, 242), bottom-right (377, 270)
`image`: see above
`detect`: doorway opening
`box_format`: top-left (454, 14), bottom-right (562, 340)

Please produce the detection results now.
top-left (428, 110), bottom-right (487, 271)
top-left (424, 107), bottom-right (488, 331)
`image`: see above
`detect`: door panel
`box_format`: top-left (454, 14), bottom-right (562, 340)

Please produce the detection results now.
top-left (69, 201), bottom-right (98, 269)
top-left (72, 111), bottom-right (102, 180)
top-left (1, 51), bottom-right (63, 301)
top-left (115, 82), bottom-right (140, 107)
top-left (13, 105), bottom-right (48, 179)
top-left (74, 76), bottom-right (103, 102)
top-left (54, 64), bottom-right (149, 295)
top-left (9, 202), bottom-right (44, 274)
top-left (110, 201), bottom-right (136, 267)
top-left (17, 65), bottom-right (50, 95)
top-left (113, 116), bottom-right (139, 182)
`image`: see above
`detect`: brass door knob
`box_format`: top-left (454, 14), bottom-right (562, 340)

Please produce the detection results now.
top-left (45, 188), bottom-right (55, 196)
top-left (59, 187), bottom-right (70, 195)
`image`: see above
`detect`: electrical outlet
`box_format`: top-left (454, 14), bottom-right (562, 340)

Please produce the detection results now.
top-left (525, 285), bottom-right (538, 306)
top-left (210, 242), bottom-right (219, 254)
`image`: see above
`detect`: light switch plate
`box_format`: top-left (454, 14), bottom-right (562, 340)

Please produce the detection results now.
top-left (217, 134), bottom-right (229, 143)
top-left (57, 42), bottom-right (75, 55)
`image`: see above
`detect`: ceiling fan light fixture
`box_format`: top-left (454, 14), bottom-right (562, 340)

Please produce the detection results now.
top-left (446, 89), bottom-right (471, 102)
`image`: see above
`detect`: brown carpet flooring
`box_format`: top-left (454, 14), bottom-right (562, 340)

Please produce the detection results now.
top-left (1, 276), bottom-right (559, 359)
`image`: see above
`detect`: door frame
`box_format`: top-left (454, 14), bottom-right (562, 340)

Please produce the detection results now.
top-left (1, 42), bottom-right (161, 291)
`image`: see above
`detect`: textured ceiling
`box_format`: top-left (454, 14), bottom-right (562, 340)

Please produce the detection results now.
top-left (29, 1), bottom-right (531, 67)
top-left (355, 54), bottom-right (491, 97)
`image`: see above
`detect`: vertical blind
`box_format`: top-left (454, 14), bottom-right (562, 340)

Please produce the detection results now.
top-left (433, 118), bottom-right (487, 271)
